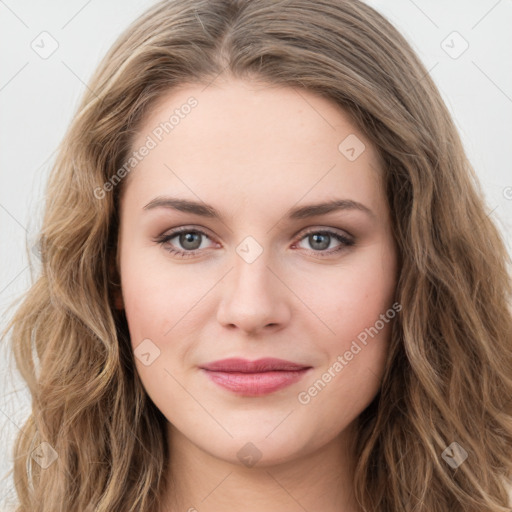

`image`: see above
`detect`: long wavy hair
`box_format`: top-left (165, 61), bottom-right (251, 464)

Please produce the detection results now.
top-left (2, 0), bottom-right (512, 510)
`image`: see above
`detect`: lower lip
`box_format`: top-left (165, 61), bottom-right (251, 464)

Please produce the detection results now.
top-left (201, 368), bottom-right (311, 396)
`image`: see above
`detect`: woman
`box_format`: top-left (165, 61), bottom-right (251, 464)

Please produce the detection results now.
top-left (2, 0), bottom-right (512, 510)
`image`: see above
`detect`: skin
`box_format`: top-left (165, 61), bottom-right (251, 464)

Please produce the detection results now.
top-left (114, 77), bottom-right (399, 512)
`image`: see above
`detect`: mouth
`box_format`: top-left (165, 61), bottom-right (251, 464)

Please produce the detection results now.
top-left (199, 358), bottom-right (312, 396)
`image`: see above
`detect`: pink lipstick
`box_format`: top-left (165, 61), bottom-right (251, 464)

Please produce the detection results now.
top-left (200, 357), bottom-right (312, 396)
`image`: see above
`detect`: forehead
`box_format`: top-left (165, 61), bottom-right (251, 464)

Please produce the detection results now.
top-left (121, 78), bottom-right (386, 218)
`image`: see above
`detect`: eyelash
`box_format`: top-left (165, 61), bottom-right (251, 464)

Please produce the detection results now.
top-left (153, 226), bottom-right (355, 259)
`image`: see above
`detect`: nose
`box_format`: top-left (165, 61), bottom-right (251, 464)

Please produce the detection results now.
top-left (216, 250), bottom-right (291, 336)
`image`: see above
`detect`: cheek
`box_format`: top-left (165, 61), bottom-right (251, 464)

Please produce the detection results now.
top-left (121, 271), bottom-right (165, 347)
top-left (120, 265), bottom-right (187, 408)
top-left (119, 245), bottom-right (197, 342)
top-left (299, 242), bottom-right (397, 347)
top-left (118, 260), bottom-right (176, 393)
top-left (294, 241), bottom-right (397, 407)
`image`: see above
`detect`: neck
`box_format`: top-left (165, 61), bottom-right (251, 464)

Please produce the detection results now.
top-left (159, 420), bottom-right (362, 512)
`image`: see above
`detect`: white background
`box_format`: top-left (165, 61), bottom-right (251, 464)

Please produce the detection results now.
top-left (1, 0), bottom-right (511, 508)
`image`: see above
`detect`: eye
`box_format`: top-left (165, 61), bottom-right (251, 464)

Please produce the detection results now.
top-left (154, 227), bottom-right (216, 259)
top-left (292, 229), bottom-right (355, 257)
top-left (154, 227), bottom-right (354, 259)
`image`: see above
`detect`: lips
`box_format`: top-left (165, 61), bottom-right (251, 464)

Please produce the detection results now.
top-left (200, 357), bottom-right (310, 373)
top-left (199, 358), bottom-right (312, 396)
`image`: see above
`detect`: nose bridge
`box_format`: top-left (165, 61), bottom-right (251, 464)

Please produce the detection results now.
top-left (216, 234), bottom-right (290, 332)
top-left (231, 235), bottom-right (276, 300)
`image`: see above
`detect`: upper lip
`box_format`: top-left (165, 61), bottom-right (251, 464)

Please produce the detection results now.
top-left (200, 358), bottom-right (311, 373)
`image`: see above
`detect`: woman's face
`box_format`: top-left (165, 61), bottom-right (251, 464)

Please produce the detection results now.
top-left (115, 78), bottom-right (398, 466)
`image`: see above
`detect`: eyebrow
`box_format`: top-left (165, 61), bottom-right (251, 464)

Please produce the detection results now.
top-left (143, 196), bottom-right (375, 221)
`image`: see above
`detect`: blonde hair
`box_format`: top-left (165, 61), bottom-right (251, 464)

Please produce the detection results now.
top-left (2, 0), bottom-right (512, 510)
